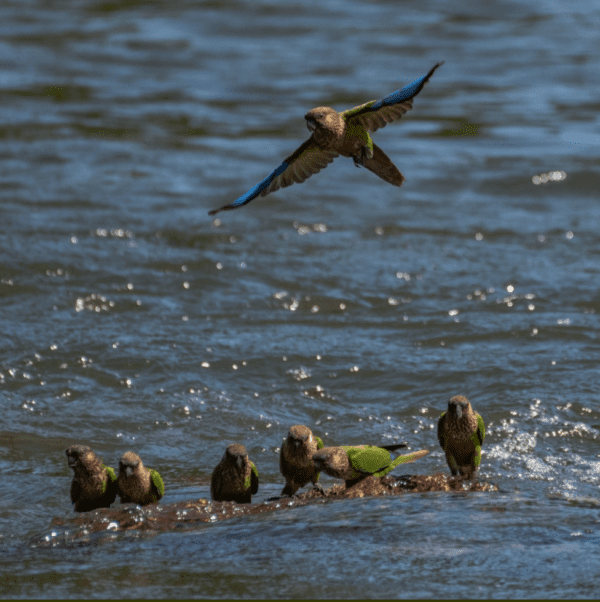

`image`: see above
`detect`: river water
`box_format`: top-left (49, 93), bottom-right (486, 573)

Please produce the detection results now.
top-left (1, 0), bottom-right (600, 598)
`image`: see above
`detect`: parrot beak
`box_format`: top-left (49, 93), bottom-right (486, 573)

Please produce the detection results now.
top-left (120, 461), bottom-right (136, 477)
top-left (305, 118), bottom-right (316, 132)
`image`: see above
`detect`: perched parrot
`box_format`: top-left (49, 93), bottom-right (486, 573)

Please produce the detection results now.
top-left (279, 424), bottom-right (325, 497)
top-left (209, 63), bottom-right (442, 215)
top-left (65, 444), bottom-right (118, 512)
top-left (210, 443), bottom-right (259, 504)
top-left (437, 395), bottom-right (485, 479)
top-left (313, 445), bottom-right (429, 487)
top-left (117, 451), bottom-right (164, 505)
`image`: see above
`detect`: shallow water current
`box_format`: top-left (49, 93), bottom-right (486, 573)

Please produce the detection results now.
top-left (1, 0), bottom-right (600, 598)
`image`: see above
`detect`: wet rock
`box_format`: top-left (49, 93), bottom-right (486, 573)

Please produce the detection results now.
top-left (35, 473), bottom-right (497, 547)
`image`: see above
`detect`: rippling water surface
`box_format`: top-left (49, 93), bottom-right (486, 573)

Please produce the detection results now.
top-left (1, 0), bottom-right (600, 598)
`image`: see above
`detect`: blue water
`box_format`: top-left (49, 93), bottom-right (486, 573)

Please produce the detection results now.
top-left (1, 0), bottom-right (600, 598)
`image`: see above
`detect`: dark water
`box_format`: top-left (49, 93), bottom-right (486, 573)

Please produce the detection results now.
top-left (1, 0), bottom-right (600, 598)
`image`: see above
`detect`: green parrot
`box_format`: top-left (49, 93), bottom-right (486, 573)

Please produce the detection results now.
top-left (312, 445), bottom-right (429, 487)
top-left (117, 451), bottom-right (164, 505)
top-left (210, 443), bottom-right (259, 504)
top-left (208, 63), bottom-right (442, 215)
top-left (65, 444), bottom-right (118, 512)
top-left (279, 424), bottom-right (326, 497)
top-left (437, 395), bottom-right (485, 479)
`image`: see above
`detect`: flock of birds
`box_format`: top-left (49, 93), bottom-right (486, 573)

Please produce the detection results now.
top-left (65, 396), bottom-right (485, 512)
top-left (64, 65), bottom-right (489, 513)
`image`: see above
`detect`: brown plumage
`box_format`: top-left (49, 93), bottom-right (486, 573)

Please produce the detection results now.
top-left (211, 443), bottom-right (259, 504)
top-left (208, 63), bottom-right (442, 215)
top-left (65, 444), bottom-right (117, 512)
top-left (304, 106), bottom-right (405, 186)
top-left (437, 395), bottom-right (485, 479)
top-left (279, 425), bottom-right (325, 497)
top-left (117, 451), bottom-right (164, 505)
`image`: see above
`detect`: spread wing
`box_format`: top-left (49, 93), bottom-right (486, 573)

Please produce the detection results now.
top-left (208, 138), bottom-right (339, 215)
top-left (342, 62), bottom-right (442, 133)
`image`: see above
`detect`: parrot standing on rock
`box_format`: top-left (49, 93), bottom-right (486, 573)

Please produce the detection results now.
top-left (211, 443), bottom-right (259, 503)
top-left (437, 395), bottom-right (485, 479)
top-left (65, 444), bottom-right (118, 512)
top-left (279, 424), bottom-right (325, 497)
top-left (117, 451), bottom-right (164, 505)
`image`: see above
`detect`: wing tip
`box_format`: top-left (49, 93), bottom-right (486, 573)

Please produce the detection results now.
top-left (427, 61), bottom-right (444, 80)
top-left (208, 203), bottom-right (239, 216)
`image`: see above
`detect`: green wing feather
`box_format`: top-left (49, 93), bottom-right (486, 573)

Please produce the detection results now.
top-left (476, 413), bottom-right (485, 445)
top-left (101, 464), bottom-right (117, 494)
top-left (150, 469), bottom-right (164, 500)
top-left (341, 101), bottom-right (376, 121)
top-left (344, 446), bottom-right (391, 475)
top-left (472, 414), bottom-right (485, 470)
top-left (249, 462), bottom-right (259, 495)
top-left (342, 98), bottom-right (415, 134)
top-left (104, 465), bottom-right (117, 483)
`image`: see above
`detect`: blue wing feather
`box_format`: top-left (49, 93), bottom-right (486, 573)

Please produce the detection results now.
top-left (209, 139), bottom-right (337, 215)
top-left (372, 68), bottom-right (438, 110)
top-left (343, 62), bottom-right (442, 132)
top-left (218, 160), bottom-right (290, 213)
